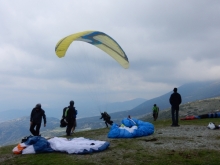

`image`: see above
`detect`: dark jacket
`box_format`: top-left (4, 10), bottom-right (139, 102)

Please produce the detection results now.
top-left (30, 108), bottom-right (46, 124)
top-left (169, 92), bottom-right (182, 107)
top-left (100, 113), bottom-right (111, 121)
top-left (65, 106), bottom-right (76, 123)
top-left (62, 107), bottom-right (77, 119)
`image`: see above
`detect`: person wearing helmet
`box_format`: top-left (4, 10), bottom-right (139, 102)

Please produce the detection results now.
top-left (30, 103), bottom-right (46, 136)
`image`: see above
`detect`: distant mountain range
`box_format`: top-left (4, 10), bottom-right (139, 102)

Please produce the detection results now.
top-left (0, 117), bottom-right (64, 146)
top-left (0, 98), bottom-right (146, 122)
top-left (107, 80), bottom-right (220, 118)
top-left (2, 80), bottom-right (220, 123)
top-left (1, 80), bottom-right (220, 146)
top-left (1, 96), bottom-right (220, 147)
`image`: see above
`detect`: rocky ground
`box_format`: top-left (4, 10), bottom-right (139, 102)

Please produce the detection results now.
top-left (140, 125), bottom-right (220, 151)
top-left (89, 124), bottom-right (220, 153)
top-left (1, 124), bottom-right (220, 164)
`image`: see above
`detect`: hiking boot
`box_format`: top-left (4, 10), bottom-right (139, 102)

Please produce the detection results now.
top-left (175, 124), bottom-right (180, 127)
top-left (171, 125), bottom-right (175, 127)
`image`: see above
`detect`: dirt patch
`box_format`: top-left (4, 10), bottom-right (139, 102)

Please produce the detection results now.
top-left (139, 125), bottom-right (220, 151)
top-left (88, 125), bottom-right (220, 153)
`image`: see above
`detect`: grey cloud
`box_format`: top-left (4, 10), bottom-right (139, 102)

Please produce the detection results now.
top-left (1, 1), bottom-right (220, 116)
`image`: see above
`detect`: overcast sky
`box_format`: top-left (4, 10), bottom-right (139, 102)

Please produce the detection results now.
top-left (1, 0), bottom-right (220, 116)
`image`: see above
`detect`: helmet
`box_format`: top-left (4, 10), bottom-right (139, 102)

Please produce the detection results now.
top-left (36, 103), bottom-right (41, 108)
top-left (70, 100), bottom-right (74, 105)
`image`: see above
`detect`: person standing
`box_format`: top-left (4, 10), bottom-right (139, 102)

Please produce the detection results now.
top-left (30, 103), bottom-right (46, 136)
top-left (64, 100), bottom-right (76, 136)
top-left (152, 104), bottom-right (159, 121)
top-left (169, 88), bottom-right (182, 127)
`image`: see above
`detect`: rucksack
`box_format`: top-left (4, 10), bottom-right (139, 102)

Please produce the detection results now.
top-left (62, 107), bottom-right (69, 119)
top-left (60, 107), bottom-right (69, 127)
top-left (21, 135), bottom-right (33, 143)
top-left (60, 118), bottom-right (67, 127)
top-left (104, 112), bottom-right (111, 119)
top-left (64, 107), bottom-right (69, 118)
top-left (63, 107), bottom-right (76, 118)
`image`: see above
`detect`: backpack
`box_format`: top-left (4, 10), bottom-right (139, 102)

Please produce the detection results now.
top-left (62, 107), bottom-right (69, 119)
top-left (60, 107), bottom-right (69, 128)
top-left (64, 107), bottom-right (69, 118)
top-left (60, 118), bottom-right (67, 127)
top-left (104, 112), bottom-right (111, 119)
top-left (63, 107), bottom-right (76, 118)
top-left (21, 135), bottom-right (33, 143)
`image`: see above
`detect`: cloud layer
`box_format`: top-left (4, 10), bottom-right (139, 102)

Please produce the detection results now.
top-left (1, 0), bottom-right (220, 117)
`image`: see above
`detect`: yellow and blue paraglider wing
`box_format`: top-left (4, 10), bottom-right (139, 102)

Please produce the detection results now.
top-left (55, 31), bottom-right (129, 69)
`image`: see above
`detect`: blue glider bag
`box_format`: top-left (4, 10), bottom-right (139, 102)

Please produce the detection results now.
top-left (108, 118), bottom-right (154, 138)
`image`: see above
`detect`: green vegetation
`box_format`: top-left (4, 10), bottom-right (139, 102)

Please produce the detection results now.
top-left (1, 118), bottom-right (220, 165)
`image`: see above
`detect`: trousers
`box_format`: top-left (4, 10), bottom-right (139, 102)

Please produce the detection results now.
top-left (30, 123), bottom-right (41, 136)
top-left (171, 106), bottom-right (179, 125)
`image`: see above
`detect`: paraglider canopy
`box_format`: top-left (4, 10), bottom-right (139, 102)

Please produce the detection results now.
top-left (55, 31), bottom-right (129, 69)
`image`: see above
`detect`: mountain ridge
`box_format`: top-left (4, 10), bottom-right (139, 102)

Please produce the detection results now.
top-left (1, 80), bottom-right (220, 146)
top-left (0, 98), bottom-right (147, 122)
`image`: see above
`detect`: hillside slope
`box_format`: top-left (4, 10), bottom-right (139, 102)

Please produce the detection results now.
top-left (1, 96), bottom-right (220, 147)
top-left (110, 80), bottom-right (220, 118)
top-left (1, 119), bottom-right (220, 165)
top-left (141, 96), bottom-right (220, 122)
